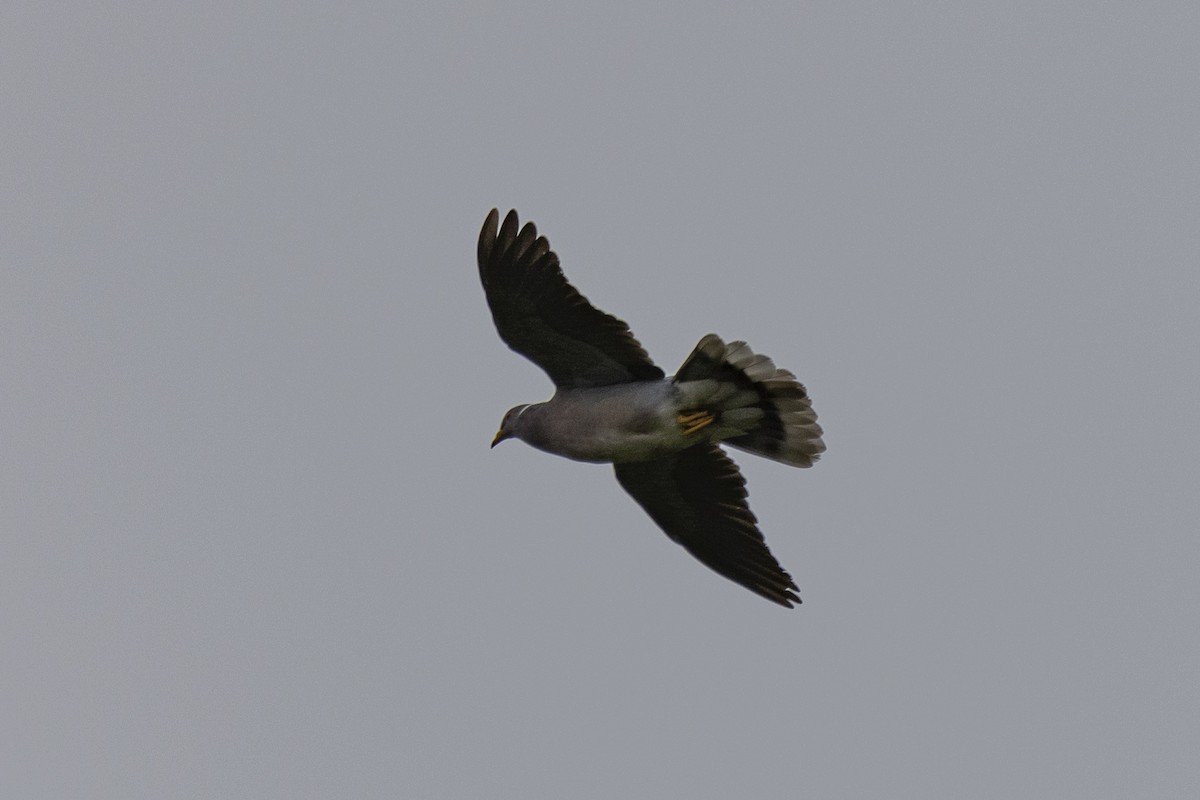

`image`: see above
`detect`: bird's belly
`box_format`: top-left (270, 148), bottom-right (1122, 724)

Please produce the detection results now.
top-left (528, 406), bottom-right (686, 464)
top-left (530, 432), bottom-right (682, 463)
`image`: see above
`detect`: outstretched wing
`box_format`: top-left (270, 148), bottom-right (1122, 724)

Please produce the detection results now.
top-left (477, 209), bottom-right (664, 388)
top-left (613, 444), bottom-right (801, 607)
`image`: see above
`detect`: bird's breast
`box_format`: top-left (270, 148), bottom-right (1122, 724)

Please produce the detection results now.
top-left (522, 383), bottom-right (684, 463)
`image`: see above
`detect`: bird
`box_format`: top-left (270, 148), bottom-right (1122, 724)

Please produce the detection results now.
top-left (478, 209), bottom-right (825, 607)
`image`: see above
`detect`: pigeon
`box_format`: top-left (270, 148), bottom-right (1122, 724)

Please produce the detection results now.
top-left (478, 209), bottom-right (824, 607)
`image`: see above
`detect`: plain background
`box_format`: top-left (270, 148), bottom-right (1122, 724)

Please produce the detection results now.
top-left (3, 3), bottom-right (1198, 798)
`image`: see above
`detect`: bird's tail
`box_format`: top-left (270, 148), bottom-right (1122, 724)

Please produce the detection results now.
top-left (673, 334), bottom-right (825, 467)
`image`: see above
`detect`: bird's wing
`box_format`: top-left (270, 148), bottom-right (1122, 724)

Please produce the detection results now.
top-left (478, 209), bottom-right (664, 388)
top-left (613, 444), bottom-right (801, 607)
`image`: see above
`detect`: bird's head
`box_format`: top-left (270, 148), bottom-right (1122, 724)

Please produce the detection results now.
top-left (491, 404), bottom-right (531, 448)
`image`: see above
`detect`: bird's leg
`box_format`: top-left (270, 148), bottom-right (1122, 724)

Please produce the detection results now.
top-left (677, 410), bottom-right (715, 436)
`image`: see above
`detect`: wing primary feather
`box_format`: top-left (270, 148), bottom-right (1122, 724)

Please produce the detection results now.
top-left (613, 445), bottom-right (801, 608)
top-left (477, 209), bottom-right (664, 388)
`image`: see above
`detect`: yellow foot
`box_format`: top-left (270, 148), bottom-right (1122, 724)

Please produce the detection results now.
top-left (677, 410), bottom-right (715, 436)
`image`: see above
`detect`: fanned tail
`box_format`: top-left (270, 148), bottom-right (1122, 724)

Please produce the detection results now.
top-left (674, 334), bottom-right (825, 467)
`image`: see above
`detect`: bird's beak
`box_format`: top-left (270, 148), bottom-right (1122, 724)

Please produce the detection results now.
top-left (490, 429), bottom-right (506, 448)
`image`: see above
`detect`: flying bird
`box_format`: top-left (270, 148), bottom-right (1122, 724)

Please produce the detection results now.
top-left (478, 209), bottom-right (824, 607)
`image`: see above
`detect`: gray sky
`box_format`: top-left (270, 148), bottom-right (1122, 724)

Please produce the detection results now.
top-left (4, 2), bottom-right (1198, 797)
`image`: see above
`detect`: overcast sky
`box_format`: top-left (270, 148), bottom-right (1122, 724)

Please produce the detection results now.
top-left (3, 3), bottom-right (1198, 798)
